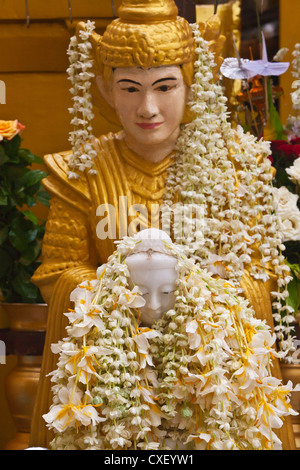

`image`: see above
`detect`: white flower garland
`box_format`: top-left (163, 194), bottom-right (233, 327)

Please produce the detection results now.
top-left (163, 23), bottom-right (296, 357)
top-left (287, 43), bottom-right (300, 136)
top-left (43, 234), bottom-right (299, 450)
top-left (67, 20), bottom-right (97, 178)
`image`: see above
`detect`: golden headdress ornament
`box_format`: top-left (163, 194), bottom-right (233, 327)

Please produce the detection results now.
top-left (93, 0), bottom-right (195, 71)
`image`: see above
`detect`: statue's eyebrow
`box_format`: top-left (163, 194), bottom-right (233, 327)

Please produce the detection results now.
top-left (152, 77), bottom-right (177, 85)
top-left (117, 79), bottom-right (142, 86)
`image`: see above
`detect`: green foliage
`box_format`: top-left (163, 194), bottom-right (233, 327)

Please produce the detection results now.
top-left (0, 134), bottom-right (50, 303)
top-left (286, 262), bottom-right (300, 313)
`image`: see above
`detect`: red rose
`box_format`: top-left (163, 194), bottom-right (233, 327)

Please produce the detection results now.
top-left (290, 137), bottom-right (300, 145)
top-left (271, 139), bottom-right (300, 160)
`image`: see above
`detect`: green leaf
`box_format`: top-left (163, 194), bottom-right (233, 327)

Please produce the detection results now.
top-left (8, 212), bottom-right (38, 252)
top-left (0, 225), bottom-right (9, 245)
top-left (286, 264), bottom-right (300, 312)
top-left (12, 271), bottom-right (40, 301)
top-left (23, 210), bottom-right (39, 225)
top-left (0, 249), bottom-right (11, 279)
top-left (265, 78), bottom-right (287, 141)
top-left (0, 147), bottom-right (9, 166)
top-left (0, 188), bottom-right (8, 206)
top-left (9, 227), bottom-right (38, 252)
top-left (3, 134), bottom-right (21, 158)
top-left (5, 164), bottom-right (28, 182)
top-left (19, 242), bottom-right (41, 266)
top-left (20, 169), bottom-right (47, 188)
top-left (17, 149), bottom-right (43, 165)
top-left (36, 190), bottom-right (51, 207)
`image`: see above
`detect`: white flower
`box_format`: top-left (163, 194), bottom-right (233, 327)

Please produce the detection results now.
top-left (204, 253), bottom-right (235, 279)
top-left (272, 186), bottom-right (299, 212)
top-left (118, 285), bottom-right (146, 308)
top-left (43, 383), bottom-right (104, 432)
top-left (186, 319), bottom-right (201, 349)
top-left (271, 186), bottom-right (300, 241)
top-left (286, 157), bottom-right (300, 184)
top-left (273, 47), bottom-right (289, 62)
top-left (133, 328), bottom-right (161, 369)
top-left (65, 305), bottom-right (105, 338)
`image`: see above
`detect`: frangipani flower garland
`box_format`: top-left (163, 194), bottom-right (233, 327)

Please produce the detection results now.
top-left (43, 232), bottom-right (299, 450)
top-left (163, 23), bottom-right (297, 358)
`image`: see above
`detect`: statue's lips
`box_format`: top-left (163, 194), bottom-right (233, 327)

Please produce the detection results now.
top-left (136, 122), bottom-right (163, 130)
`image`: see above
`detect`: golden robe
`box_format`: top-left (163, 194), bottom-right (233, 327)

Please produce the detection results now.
top-left (30, 131), bottom-right (296, 449)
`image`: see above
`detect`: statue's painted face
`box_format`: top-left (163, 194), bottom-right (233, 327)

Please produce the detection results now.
top-left (126, 252), bottom-right (178, 327)
top-left (101, 66), bottom-right (188, 157)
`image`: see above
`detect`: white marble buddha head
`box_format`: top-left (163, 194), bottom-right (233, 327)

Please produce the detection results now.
top-left (125, 228), bottom-right (178, 326)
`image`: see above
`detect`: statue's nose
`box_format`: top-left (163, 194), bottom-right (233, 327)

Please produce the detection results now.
top-left (148, 292), bottom-right (160, 311)
top-left (138, 92), bottom-right (159, 119)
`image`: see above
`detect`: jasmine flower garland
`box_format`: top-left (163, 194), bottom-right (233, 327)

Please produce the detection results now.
top-left (43, 233), bottom-right (299, 450)
top-left (67, 20), bottom-right (97, 178)
top-left (163, 23), bottom-right (296, 358)
top-left (287, 43), bottom-right (300, 135)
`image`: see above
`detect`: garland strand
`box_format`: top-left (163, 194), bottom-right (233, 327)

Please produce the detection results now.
top-left (287, 42), bottom-right (300, 135)
top-left (67, 20), bottom-right (97, 178)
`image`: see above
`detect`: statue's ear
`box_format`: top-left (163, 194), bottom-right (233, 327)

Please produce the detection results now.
top-left (96, 75), bottom-right (115, 108)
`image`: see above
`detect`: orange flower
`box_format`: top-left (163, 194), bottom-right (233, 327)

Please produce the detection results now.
top-left (0, 120), bottom-right (25, 141)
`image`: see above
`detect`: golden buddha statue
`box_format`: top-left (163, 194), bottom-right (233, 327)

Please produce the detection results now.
top-left (30, 0), bottom-right (296, 449)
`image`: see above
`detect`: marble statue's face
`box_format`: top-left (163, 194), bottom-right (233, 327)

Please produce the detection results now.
top-left (126, 252), bottom-right (178, 327)
top-left (109, 66), bottom-right (188, 152)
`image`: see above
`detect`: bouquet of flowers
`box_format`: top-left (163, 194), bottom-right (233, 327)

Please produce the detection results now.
top-left (0, 120), bottom-right (49, 303)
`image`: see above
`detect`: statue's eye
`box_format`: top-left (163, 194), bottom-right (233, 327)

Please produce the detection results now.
top-left (127, 87), bottom-right (139, 93)
top-left (158, 85), bottom-right (170, 92)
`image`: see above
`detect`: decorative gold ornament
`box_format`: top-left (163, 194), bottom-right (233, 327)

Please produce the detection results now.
top-left (96, 0), bottom-right (194, 70)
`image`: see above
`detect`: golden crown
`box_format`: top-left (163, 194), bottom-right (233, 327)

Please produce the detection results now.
top-left (93, 0), bottom-right (195, 70)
